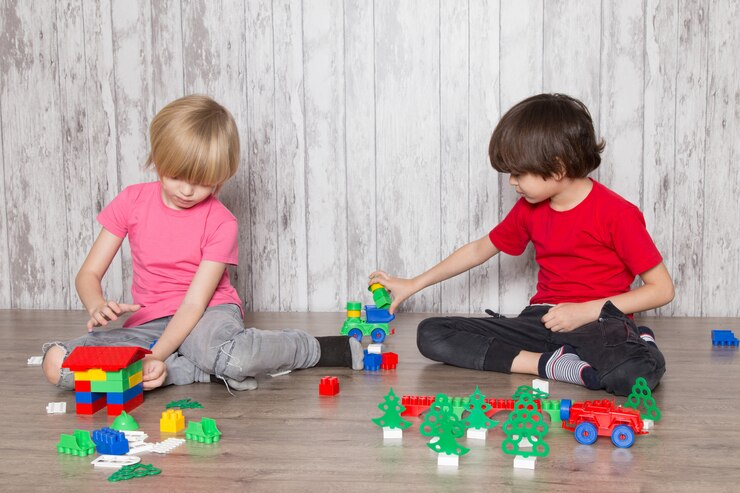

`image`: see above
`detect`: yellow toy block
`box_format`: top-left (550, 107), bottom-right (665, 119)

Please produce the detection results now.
top-left (160, 409), bottom-right (185, 433)
top-left (73, 368), bottom-right (107, 381)
top-left (128, 371), bottom-right (142, 388)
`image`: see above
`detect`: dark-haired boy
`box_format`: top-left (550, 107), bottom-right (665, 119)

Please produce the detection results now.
top-left (369, 93), bottom-right (673, 396)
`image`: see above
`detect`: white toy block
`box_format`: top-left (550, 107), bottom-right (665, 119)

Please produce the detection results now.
top-left (513, 455), bottom-right (537, 470)
top-left (383, 427), bottom-right (403, 439)
top-left (437, 453), bottom-right (459, 467)
top-left (151, 438), bottom-right (185, 454)
top-left (92, 455), bottom-right (141, 468)
top-left (532, 378), bottom-right (549, 394)
top-left (127, 443), bottom-right (154, 455)
top-left (122, 431), bottom-right (149, 442)
top-left (367, 344), bottom-right (383, 354)
top-left (46, 402), bottom-right (66, 414)
top-left (643, 419), bottom-right (654, 430)
top-left (27, 356), bottom-right (43, 365)
top-left (467, 428), bottom-right (488, 440)
top-left (518, 437), bottom-right (532, 448)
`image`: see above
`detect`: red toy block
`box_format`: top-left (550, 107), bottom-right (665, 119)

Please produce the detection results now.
top-left (76, 396), bottom-right (107, 415)
top-left (401, 395), bottom-right (436, 417)
top-left (62, 346), bottom-right (151, 372)
top-left (74, 380), bottom-right (92, 392)
top-left (319, 376), bottom-right (340, 396)
top-left (380, 352), bottom-right (398, 370)
top-left (106, 392), bottom-right (144, 416)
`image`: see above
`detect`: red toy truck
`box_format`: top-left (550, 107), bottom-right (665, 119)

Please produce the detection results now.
top-left (560, 399), bottom-right (648, 448)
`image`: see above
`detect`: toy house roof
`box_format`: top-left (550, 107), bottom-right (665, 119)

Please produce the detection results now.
top-left (61, 346), bottom-right (151, 372)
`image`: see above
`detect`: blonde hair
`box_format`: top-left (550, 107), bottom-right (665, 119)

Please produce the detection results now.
top-left (146, 95), bottom-right (240, 187)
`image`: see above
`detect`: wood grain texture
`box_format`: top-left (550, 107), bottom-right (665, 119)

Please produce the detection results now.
top-left (0, 1), bottom-right (739, 316)
top-left (4, 309), bottom-right (740, 491)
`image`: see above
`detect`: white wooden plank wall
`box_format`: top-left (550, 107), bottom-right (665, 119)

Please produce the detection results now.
top-left (0, 0), bottom-right (738, 316)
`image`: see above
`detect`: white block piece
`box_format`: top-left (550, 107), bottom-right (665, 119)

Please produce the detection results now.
top-left (151, 438), bottom-right (185, 454)
top-left (367, 344), bottom-right (383, 354)
top-left (467, 428), bottom-right (488, 440)
top-left (46, 402), bottom-right (66, 414)
top-left (532, 378), bottom-right (549, 394)
top-left (513, 455), bottom-right (537, 470)
top-left (92, 455), bottom-right (141, 468)
top-left (269, 369), bottom-right (292, 377)
top-left (642, 419), bottom-right (654, 430)
top-left (122, 431), bottom-right (149, 443)
top-left (27, 356), bottom-right (43, 365)
top-left (383, 427), bottom-right (403, 439)
top-left (437, 453), bottom-right (459, 467)
top-left (518, 437), bottom-right (532, 448)
top-left (127, 443), bottom-right (154, 455)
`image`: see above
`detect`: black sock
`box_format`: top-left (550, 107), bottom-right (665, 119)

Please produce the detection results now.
top-left (316, 336), bottom-right (353, 367)
top-left (638, 326), bottom-right (657, 347)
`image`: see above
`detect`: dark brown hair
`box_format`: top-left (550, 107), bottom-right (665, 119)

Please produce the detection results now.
top-left (488, 93), bottom-right (604, 178)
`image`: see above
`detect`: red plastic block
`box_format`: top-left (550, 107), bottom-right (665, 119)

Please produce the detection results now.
top-left (74, 380), bottom-right (92, 392)
top-left (380, 352), bottom-right (398, 370)
top-left (319, 376), bottom-right (340, 396)
top-left (107, 392), bottom-right (144, 416)
top-left (401, 395), bottom-right (436, 417)
top-left (76, 396), bottom-right (107, 415)
top-left (62, 346), bottom-right (151, 372)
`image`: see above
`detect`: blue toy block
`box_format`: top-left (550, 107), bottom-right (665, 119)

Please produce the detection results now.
top-left (364, 350), bottom-right (382, 371)
top-left (75, 391), bottom-right (106, 404)
top-left (712, 330), bottom-right (739, 347)
top-left (92, 427), bottom-right (130, 455)
top-left (365, 305), bottom-right (395, 324)
top-left (107, 383), bottom-right (143, 405)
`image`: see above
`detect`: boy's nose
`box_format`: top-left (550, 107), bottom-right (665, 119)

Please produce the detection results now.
top-left (508, 175), bottom-right (517, 186)
top-left (181, 184), bottom-right (194, 196)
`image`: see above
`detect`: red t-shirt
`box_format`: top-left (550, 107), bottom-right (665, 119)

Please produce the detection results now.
top-left (489, 179), bottom-right (663, 305)
top-left (98, 182), bottom-right (242, 327)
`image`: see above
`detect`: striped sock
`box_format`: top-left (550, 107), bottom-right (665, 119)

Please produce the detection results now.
top-left (638, 326), bottom-right (657, 347)
top-left (538, 345), bottom-right (601, 390)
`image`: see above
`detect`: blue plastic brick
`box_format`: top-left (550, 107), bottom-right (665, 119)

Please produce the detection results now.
top-left (365, 305), bottom-right (395, 324)
top-left (364, 350), bottom-right (382, 371)
top-left (107, 383), bottom-right (143, 405)
top-left (712, 330), bottom-right (739, 347)
top-left (92, 427), bottom-right (130, 455)
top-left (75, 391), bottom-right (106, 404)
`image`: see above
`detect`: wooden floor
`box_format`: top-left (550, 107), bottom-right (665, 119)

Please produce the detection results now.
top-left (1, 310), bottom-right (739, 492)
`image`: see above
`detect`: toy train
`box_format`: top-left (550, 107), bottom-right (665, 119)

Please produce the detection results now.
top-left (340, 283), bottom-right (395, 343)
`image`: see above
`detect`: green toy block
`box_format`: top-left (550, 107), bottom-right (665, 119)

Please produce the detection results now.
top-left (105, 360), bottom-right (143, 381)
top-left (165, 398), bottom-right (204, 410)
top-left (57, 429), bottom-right (96, 456)
top-left (368, 284), bottom-right (392, 309)
top-left (185, 417), bottom-right (222, 443)
top-left (90, 379), bottom-right (131, 393)
top-left (108, 463), bottom-right (161, 482)
top-left (111, 411), bottom-right (139, 431)
top-left (540, 399), bottom-right (562, 423)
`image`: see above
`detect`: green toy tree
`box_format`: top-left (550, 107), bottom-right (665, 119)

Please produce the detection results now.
top-left (511, 384), bottom-right (549, 401)
top-left (624, 377), bottom-right (661, 421)
top-left (420, 393), bottom-right (470, 457)
top-left (372, 388), bottom-right (412, 431)
top-left (463, 386), bottom-right (498, 431)
top-left (501, 394), bottom-right (549, 458)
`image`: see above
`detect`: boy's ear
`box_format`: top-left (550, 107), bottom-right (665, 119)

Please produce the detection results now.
top-left (552, 158), bottom-right (567, 181)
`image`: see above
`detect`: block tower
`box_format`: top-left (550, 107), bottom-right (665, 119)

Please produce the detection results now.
top-left (62, 346), bottom-right (150, 415)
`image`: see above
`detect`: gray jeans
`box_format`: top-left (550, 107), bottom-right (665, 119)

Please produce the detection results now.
top-left (44, 304), bottom-right (320, 389)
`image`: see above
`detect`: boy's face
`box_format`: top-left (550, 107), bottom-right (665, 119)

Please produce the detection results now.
top-left (160, 176), bottom-right (215, 210)
top-left (508, 173), bottom-right (562, 204)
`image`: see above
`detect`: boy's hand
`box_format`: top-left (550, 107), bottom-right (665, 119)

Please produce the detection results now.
top-left (542, 301), bottom-right (601, 332)
top-left (141, 355), bottom-right (167, 390)
top-left (368, 271), bottom-right (418, 314)
top-left (87, 300), bottom-right (141, 331)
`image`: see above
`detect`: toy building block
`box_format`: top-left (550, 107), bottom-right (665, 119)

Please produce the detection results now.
top-left (438, 453), bottom-right (459, 467)
top-left (364, 350), bottom-right (382, 371)
top-left (367, 343), bottom-right (383, 354)
top-left (185, 417), bottom-right (222, 443)
top-left (624, 377), bottom-right (662, 421)
top-left (514, 455), bottom-right (537, 470)
top-left (712, 329), bottom-right (739, 347)
top-left (57, 430), bottom-right (96, 456)
top-left (46, 402), bottom-right (66, 414)
top-left (111, 411), bottom-right (140, 431)
top-left (319, 376), bottom-right (340, 396)
top-left (372, 388), bottom-right (412, 439)
top-left (92, 427), bottom-right (130, 455)
top-left (108, 463), bottom-right (161, 482)
top-left (151, 438), bottom-right (185, 454)
top-left (160, 409), bottom-right (186, 433)
top-left (368, 283), bottom-right (392, 309)
top-left (381, 352), bottom-right (398, 370)
top-left (27, 355), bottom-right (43, 365)
top-left (92, 455), bottom-right (141, 469)
top-left (532, 378), bottom-right (550, 394)
top-left (463, 387), bottom-right (498, 439)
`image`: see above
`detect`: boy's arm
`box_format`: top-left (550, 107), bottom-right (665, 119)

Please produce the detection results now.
top-left (542, 262), bottom-right (675, 332)
top-left (76, 229), bottom-right (141, 330)
top-left (369, 235), bottom-right (500, 313)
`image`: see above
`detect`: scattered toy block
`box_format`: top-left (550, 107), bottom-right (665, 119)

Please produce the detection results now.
top-left (712, 330), bottom-right (739, 347)
top-left (532, 378), bottom-right (550, 394)
top-left (160, 409), bottom-right (185, 433)
top-left (364, 350), bottom-right (382, 371)
top-left (57, 430), bottom-right (96, 456)
top-left (108, 463), bottom-right (161, 482)
top-left (151, 438), bottom-right (185, 454)
top-left (92, 455), bottom-right (141, 468)
top-left (319, 376), bottom-right (340, 396)
top-left (92, 427), bottom-right (130, 455)
top-left (467, 428), bottom-right (487, 440)
top-left (381, 352), bottom-right (398, 370)
top-left (367, 344), bottom-right (383, 354)
top-left (185, 417), bottom-right (222, 444)
top-left (514, 455), bottom-right (537, 470)
top-left (27, 355), bottom-right (43, 365)
top-left (111, 411), bottom-right (140, 431)
top-left (46, 402), bottom-right (66, 414)
top-left (437, 453), bottom-right (459, 467)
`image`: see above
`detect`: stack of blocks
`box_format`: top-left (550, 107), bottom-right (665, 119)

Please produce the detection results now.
top-left (62, 346), bottom-right (151, 415)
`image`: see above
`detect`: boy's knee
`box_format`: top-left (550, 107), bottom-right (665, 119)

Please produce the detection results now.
top-left (42, 345), bottom-right (65, 386)
top-left (600, 354), bottom-right (666, 396)
top-left (416, 317), bottom-right (446, 361)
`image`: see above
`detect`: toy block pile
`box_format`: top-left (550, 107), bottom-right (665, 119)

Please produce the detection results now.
top-left (62, 346), bottom-right (151, 415)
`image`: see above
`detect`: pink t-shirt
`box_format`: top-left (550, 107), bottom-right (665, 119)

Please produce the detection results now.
top-left (98, 181), bottom-right (242, 327)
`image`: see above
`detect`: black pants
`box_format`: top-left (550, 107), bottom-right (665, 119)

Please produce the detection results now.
top-left (417, 301), bottom-right (665, 396)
